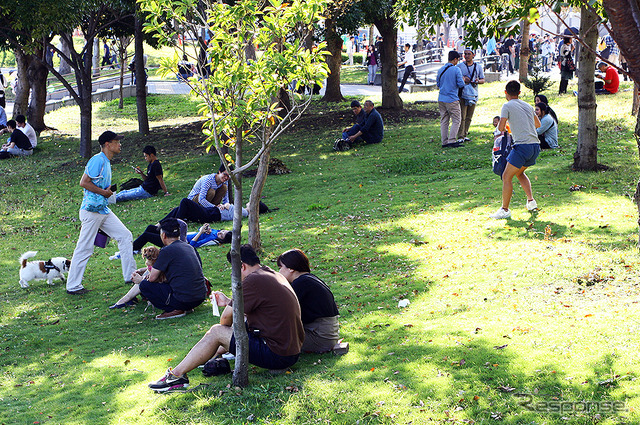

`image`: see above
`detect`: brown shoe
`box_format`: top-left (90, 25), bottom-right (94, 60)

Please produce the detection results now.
top-left (155, 310), bottom-right (186, 320)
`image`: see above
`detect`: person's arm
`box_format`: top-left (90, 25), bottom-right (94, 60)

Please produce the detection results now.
top-left (156, 175), bottom-right (170, 195)
top-left (198, 175), bottom-right (217, 209)
top-left (536, 116), bottom-right (552, 135)
top-left (134, 166), bottom-right (147, 179)
top-left (498, 117), bottom-right (508, 132)
top-left (190, 223), bottom-right (209, 243)
top-left (80, 173), bottom-right (112, 198)
top-left (456, 68), bottom-right (465, 88)
top-left (147, 267), bottom-right (163, 282)
top-left (213, 291), bottom-right (233, 326)
top-left (534, 114), bottom-right (541, 129)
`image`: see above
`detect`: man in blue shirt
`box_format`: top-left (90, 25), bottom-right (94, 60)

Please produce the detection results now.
top-left (347, 100), bottom-right (384, 145)
top-left (66, 131), bottom-right (136, 295)
top-left (436, 50), bottom-right (465, 148)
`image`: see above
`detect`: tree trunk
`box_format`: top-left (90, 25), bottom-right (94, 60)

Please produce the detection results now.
top-left (92, 40), bottom-right (100, 77)
top-left (13, 50), bottom-right (30, 117)
top-left (603, 0), bottom-right (640, 83)
top-left (374, 17), bottom-right (403, 110)
top-left (248, 143), bottom-right (271, 251)
top-left (519, 19), bottom-right (530, 82)
top-left (321, 17), bottom-right (344, 102)
top-left (634, 82), bottom-right (639, 116)
top-left (79, 87), bottom-right (93, 158)
top-left (135, 16), bottom-right (150, 135)
top-left (27, 50), bottom-right (49, 132)
top-left (573, 6), bottom-right (599, 171)
top-left (58, 36), bottom-right (72, 75)
top-left (230, 130), bottom-right (249, 388)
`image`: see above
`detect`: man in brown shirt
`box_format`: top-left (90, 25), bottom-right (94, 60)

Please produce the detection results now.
top-left (148, 244), bottom-right (304, 392)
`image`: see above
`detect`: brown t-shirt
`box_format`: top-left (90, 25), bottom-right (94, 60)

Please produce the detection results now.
top-left (243, 266), bottom-right (304, 356)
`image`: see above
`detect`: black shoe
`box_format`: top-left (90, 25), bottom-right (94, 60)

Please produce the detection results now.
top-left (110, 184), bottom-right (117, 192)
top-left (67, 288), bottom-right (90, 295)
top-left (442, 141), bottom-right (462, 148)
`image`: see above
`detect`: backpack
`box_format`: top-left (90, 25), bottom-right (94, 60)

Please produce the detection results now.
top-left (492, 132), bottom-right (513, 179)
top-left (120, 177), bottom-right (143, 191)
top-left (333, 138), bottom-right (351, 152)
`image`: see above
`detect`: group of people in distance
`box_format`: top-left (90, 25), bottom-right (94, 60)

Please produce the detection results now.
top-left (0, 114), bottom-right (37, 159)
top-left (61, 130), bottom-right (342, 391)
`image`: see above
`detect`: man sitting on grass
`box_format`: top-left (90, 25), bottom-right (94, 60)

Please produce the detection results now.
top-left (111, 218), bottom-right (208, 319)
top-left (345, 100), bottom-right (384, 146)
top-left (148, 244), bottom-right (304, 392)
top-left (0, 120), bottom-right (33, 159)
top-left (115, 145), bottom-right (170, 202)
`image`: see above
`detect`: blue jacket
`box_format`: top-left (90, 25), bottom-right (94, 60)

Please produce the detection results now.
top-left (360, 108), bottom-right (384, 144)
top-left (437, 63), bottom-right (465, 103)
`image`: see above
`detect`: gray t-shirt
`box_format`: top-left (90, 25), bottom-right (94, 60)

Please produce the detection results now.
top-left (500, 99), bottom-right (539, 145)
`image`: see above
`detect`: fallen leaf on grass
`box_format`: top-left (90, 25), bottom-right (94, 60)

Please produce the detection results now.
top-left (494, 344), bottom-right (508, 350)
top-left (497, 385), bottom-right (515, 392)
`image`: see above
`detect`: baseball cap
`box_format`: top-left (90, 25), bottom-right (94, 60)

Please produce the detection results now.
top-left (98, 131), bottom-right (124, 145)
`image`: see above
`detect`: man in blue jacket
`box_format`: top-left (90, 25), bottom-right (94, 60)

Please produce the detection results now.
top-left (436, 51), bottom-right (465, 148)
top-left (347, 100), bottom-right (384, 145)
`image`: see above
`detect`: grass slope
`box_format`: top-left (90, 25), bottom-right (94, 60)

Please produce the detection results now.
top-left (1, 81), bottom-right (639, 425)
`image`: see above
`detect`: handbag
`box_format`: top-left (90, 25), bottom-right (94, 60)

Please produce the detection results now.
top-left (94, 229), bottom-right (111, 248)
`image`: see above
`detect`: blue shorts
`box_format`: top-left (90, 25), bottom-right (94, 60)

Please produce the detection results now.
top-left (229, 324), bottom-right (299, 370)
top-left (507, 143), bottom-right (540, 168)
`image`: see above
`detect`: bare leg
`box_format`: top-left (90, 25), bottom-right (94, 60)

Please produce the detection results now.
top-left (172, 324), bottom-right (233, 377)
top-left (115, 284), bottom-right (141, 305)
top-left (515, 167), bottom-right (533, 201)
top-left (501, 164), bottom-right (528, 210)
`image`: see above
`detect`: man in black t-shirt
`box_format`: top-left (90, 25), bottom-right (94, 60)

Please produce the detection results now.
top-left (0, 120), bottom-right (33, 159)
top-left (115, 145), bottom-right (170, 202)
top-left (119, 218), bottom-right (207, 320)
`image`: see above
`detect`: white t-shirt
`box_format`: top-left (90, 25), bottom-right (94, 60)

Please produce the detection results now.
top-left (19, 123), bottom-right (37, 148)
top-left (500, 99), bottom-right (539, 145)
top-left (404, 49), bottom-right (415, 67)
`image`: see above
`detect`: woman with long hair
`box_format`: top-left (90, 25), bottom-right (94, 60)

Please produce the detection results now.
top-left (277, 249), bottom-right (340, 353)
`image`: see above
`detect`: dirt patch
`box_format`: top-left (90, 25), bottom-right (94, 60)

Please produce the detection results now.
top-left (115, 104), bottom-right (438, 160)
top-left (286, 104), bottom-right (438, 134)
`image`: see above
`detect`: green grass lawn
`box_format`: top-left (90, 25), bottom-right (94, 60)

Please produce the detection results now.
top-left (1, 80), bottom-right (640, 424)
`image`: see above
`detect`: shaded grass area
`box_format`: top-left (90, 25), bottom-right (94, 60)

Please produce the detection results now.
top-left (1, 82), bottom-right (640, 424)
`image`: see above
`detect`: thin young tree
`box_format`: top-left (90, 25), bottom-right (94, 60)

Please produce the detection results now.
top-left (140, 0), bottom-right (329, 386)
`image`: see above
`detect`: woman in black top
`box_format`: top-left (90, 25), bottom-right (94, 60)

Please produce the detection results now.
top-left (277, 249), bottom-right (340, 353)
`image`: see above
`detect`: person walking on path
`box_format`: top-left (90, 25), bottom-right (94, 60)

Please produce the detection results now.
top-left (65, 131), bottom-right (136, 294)
top-left (490, 81), bottom-right (541, 220)
top-left (436, 50), bottom-right (465, 148)
top-left (397, 43), bottom-right (414, 93)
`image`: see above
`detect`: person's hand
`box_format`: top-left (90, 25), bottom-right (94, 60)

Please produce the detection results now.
top-left (164, 192), bottom-right (170, 196)
top-left (134, 166), bottom-right (143, 175)
top-left (463, 76), bottom-right (471, 84)
top-left (348, 135), bottom-right (356, 142)
top-left (212, 291), bottom-right (231, 307)
top-left (131, 272), bottom-right (143, 284)
top-left (103, 188), bottom-right (114, 198)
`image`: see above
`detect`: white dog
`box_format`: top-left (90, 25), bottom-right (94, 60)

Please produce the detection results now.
top-left (19, 251), bottom-right (71, 289)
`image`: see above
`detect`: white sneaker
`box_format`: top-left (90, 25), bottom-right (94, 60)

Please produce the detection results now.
top-left (490, 208), bottom-right (511, 219)
top-left (526, 199), bottom-right (538, 211)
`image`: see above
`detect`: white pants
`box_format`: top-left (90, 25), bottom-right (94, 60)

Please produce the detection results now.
top-left (66, 209), bottom-right (136, 291)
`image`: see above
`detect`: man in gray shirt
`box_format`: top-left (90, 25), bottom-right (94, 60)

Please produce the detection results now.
top-left (490, 80), bottom-right (541, 220)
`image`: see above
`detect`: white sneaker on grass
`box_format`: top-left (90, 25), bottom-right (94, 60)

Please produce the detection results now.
top-left (526, 199), bottom-right (538, 211)
top-left (490, 208), bottom-right (511, 219)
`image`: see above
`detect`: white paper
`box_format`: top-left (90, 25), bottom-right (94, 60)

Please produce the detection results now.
top-left (212, 299), bottom-right (220, 317)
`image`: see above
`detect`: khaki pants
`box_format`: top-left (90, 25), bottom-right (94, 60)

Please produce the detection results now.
top-left (438, 100), bottom-right (461, 145)
top-left (458, 101), bottom-right (476, 139)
